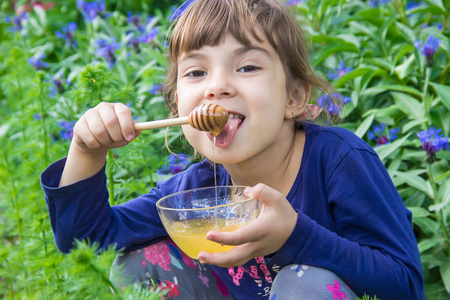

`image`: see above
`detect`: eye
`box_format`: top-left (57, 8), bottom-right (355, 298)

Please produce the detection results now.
top-left (186, 70), bottom-right (207, 77)
top-left (237, 65), bottom-right (260, 73)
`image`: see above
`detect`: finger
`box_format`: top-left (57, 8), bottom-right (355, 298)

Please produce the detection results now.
top-left (84, 108), bottom-right (114, 146)
top-left (198, 244), bottom-right (257, 268)
top-left (206, 220), bottom-right (264, 246)
top-left (99, 104), bottom-right (124, 143)
top-left (244, 183), bottom-right (284, 206)
top-left (114, 103), bottom-right (136, 142)
top-left (73, 118), bottom-right (102, 149)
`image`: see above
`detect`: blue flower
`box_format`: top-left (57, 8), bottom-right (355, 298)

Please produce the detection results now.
top-left (34, 113), bottom-right (42, 120)
top-left (369, 0), bottom-right (391, 7)
top-left (57, 121), bottom-right (76, 140)
top-left (317, 94), bottom-right (351, 126)
top-left (127, 12), bottom-right (153, 32)
top-left (328, 62), bottom-right (353, 80)
top-left (417, 127), bottom-right (449, 163)
top-left (28, 54), bottom-right (49, 70)
top-left (77, 0), bottom-right (106, 22)
top-left (49, 77), bottom-right (69, 97)
top-left (139, 27), bottom-right (159, 43)
top-left (285, 0), bottom-right (304, 6)
top-left (56, 22), bottom-right (78, 48)
top-left (169, 0), bottom-right (195, 22)
top-left (94, 38), bottom-right (121, 68)
top-left (406, 1), bottom-right (423, 10)
top-left (368, 123), bottom-right (400, 147)
top-left (317, 94), bottom-right (351, 116)
top-left (149, 84), bottom-right (163, 95)
top-left (4, 12), bottom-right (28, 32)
top-left (414, 34), bottom-right (440, 67)
top-left (157, 154), bottom-right (191, 175)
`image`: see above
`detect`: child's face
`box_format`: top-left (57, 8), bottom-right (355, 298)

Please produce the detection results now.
top-left (176, 33), bottom-right (297, 165)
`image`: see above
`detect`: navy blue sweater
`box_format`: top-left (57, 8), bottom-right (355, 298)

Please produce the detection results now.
top-left (41, 123), bottom-right (424, 299)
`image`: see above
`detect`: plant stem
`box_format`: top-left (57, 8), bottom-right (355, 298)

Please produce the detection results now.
top-left (107, 149), bottom-right (116, 206)
top-left (38, 78), bottom-right (49, 167)
top-left (0, 148), bottom-right (22, 244)
top-left (428, 163), bottom-right (450, 254)
top-left (422, 66), bottom-right (431, 128)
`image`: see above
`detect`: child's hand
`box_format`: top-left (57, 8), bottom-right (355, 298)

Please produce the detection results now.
top-left (72, 102), bottom-right (139, 155)
top-left (198, 183), bottom-right (298, 268)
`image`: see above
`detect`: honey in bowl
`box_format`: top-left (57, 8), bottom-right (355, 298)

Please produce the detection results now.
top-left (156, 186), bottom-right (260, 259)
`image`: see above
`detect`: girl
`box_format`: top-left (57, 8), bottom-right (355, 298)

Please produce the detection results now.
top-left (41, 0), bottom-right (425, 299)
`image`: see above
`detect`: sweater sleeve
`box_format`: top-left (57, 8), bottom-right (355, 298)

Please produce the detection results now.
top-left (40, 158), bottom-right (167, 253)
top-left (269, 149), bottom-right (425, 300)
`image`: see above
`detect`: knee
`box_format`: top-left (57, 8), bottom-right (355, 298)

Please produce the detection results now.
top-left (270, 264), bottom-right (357, 300)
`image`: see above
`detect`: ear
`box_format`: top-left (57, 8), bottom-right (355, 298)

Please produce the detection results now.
top-left (284, 81), bottom-right (311, 119)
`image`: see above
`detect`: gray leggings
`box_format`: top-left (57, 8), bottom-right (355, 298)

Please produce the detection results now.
top-left (111, 239), bottom-right (357, 299)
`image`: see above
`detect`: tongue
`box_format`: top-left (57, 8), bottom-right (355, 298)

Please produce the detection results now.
top-left (214, 118), bottom-right (242, 148)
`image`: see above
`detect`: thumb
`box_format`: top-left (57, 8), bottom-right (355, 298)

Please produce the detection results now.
top-left (244, 183), bottom-right (283, 206)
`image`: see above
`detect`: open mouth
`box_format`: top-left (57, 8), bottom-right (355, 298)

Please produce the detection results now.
top-left (207, 111), bottom-right (245, 148)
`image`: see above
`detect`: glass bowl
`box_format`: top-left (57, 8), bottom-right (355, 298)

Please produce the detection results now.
top-left (156, 186), bottom-right (260, 259)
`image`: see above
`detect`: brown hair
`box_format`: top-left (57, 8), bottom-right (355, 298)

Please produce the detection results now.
top-left (163, 0), bottom-right (336, 123)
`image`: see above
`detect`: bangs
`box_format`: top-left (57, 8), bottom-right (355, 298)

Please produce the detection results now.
top-left (169, 0), bottom-right (264, 60)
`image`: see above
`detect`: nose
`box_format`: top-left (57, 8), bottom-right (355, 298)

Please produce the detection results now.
top-left (204, 72), bottom-right (235, 100)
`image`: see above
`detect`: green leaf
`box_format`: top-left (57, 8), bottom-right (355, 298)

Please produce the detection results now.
top-left (391, 170), bottom-right (433, 198)
top-left (395, 21), bottom-right (416, 44)
top-left (313, 43), bottom-right (359, 66)
top-left (391, 92), bottom-right (425, 120)
top-left (440, 259), bottom-right (450, 293)
top-left (418, 238), bottom-right (442, 253)
top-left (375, 133), bottom-right (411, 161)
top-left (402, 118), bottom-right (428, 133)
top-left (428, 0), bottom-right (446, 12)
top-left (394, 54), bottom-right (416, 79)
top-left (375, 85), bottom-right (422, 97)
top-left (413, 216), bottom-right (439, 236)
top-left (354, 114), bottom-right (374, 138)
top-left (429, 82), bottom-right (450, 110)
top-left (407, 206), bottom-right (430, 218)
top-left (435, 171), bottom-right (450, 182)
top-left (333, 68), bottom-right (375, 88)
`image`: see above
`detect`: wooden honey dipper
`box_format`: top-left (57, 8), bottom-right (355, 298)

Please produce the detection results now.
top-left (134, 104), bottom-right (229, 136)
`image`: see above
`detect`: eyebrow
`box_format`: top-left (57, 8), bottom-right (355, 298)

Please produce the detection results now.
top-left (233, 45), bottom-right (273, 60)
top-left (178, 44), bottom-right (273, 64)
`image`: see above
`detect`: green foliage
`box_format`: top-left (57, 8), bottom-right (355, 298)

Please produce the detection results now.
top-left (0, 0), bottom-right (449, 299)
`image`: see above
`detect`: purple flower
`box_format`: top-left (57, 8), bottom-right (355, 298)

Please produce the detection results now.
top-left (157, 154), bottom-right (190, 175)
top-left (56, 22), bottom-right (78, 48)
top-left (139, 27), bottom-right (159, 44)
top-left (368, 123), bottom-right (400, 147)
top-left (49, 77), bottom-right (69, 97)
top-left (369, 0), bottom-right (391, 7)
top-left (317, 93), bottom-right (351, 117)
top-left (34, 113), bottom-right (42, 120)
top-left (285, 0), bottom-right (304, 5)
top-left (406, 1), bottom-right (423, 10)
top-left (127, 36), bottom-right (141, 52)
top-left (317, 93), bottom-right (351, 126)
top-left (4, 12), bottom-right (28, 32)
top-left (417, 127), bottom-right (449, 163)
top-left (149, 84), bottom-right (162, 95)
top-left (94, 38), bottom-right (121, 68)
top-left (328, 62), bottom-right (353, 80)
top-left (169, 0), bottom-right (195, 22)
top-left (28, 54), bottom-right (49, 70)
top-left (414, 34), bottom-right (440, 67)
top-left (127, 12), bottom-right (153, 32)
top-left (76, 0), bottom-right (106, 22)
top-left (57, 121), bottom-right (75, 140)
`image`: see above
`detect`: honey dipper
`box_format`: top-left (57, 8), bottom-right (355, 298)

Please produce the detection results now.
top-left (134, 104), bottom-right (229, 136)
